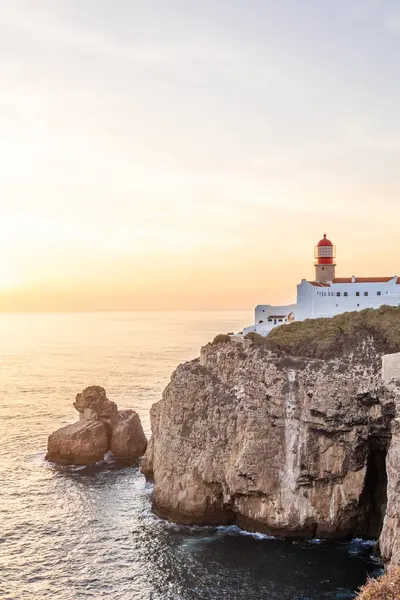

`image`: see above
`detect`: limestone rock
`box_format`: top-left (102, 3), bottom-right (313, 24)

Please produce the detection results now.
top-left (143, 335), bottom-right (395, 540)
top-left (379, 380), bottom-right (400, 568)
top-left (73, 385), bottom-right (118, 424)
top-left (46, 420), bottom-right (108, 465)
top-left (110, 409), bottom-right (147, 460)
top-left (46, 386), bottom-right (147, 466)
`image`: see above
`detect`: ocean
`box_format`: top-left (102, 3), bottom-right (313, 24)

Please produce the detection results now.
top-left (0, 311), bottom-right (381, 600)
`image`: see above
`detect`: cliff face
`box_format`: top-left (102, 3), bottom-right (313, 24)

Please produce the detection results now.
top-left (143, 335), bottom-right (395, 540)
top-left (379, 361), bottom-right (400, 567)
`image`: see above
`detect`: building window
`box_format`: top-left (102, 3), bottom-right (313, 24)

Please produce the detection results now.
top-left (344, 292), bottom-right (348, 297)
top-left (377, 291), bottom-right (381, 296)
top-left (268, 319), bottom-right (272, 322)
top-left (278, 319), bottom-right (283, 323)
top-left (357, 303), bottom-right (360, 307)
top-left (337, 292), bottom-right (341, 297)
top-left (364, 291), bottom-right (368, 296)
top-left (356, 292), bottom-right (360, 297)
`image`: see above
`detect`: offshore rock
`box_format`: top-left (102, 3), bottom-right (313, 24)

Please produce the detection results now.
top-left (143, 329), bottom-right (395, 539)
top-left (110, 409), bottom-right (147, 461)
top-left (46, 420), bottom-right (108, 466)
top-left (46, 386), bottom-right (147, 466)
top-left (73, 385), bottom-right (119, 424)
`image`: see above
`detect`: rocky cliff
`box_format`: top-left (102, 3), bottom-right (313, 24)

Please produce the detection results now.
top-left (143, 307), bottom-right (400, 566)
top-left (379, 354), bottom-right (400, 568)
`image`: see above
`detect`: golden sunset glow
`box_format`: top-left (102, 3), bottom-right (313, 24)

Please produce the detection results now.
top-left (1, 1), bottom-right (400, 311)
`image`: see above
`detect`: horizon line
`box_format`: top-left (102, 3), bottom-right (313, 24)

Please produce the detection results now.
top-left (0, 308), bottom-right (254, 315)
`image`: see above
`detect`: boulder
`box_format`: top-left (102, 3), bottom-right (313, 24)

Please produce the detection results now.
top-left (73, 385), bottom-right (118, 424)
top-left (46, 420), bottom-right (108, 466)
top-left (110, 409), bottom-right (147, 460)
top-left (46, 386), bottom-right (147, 466)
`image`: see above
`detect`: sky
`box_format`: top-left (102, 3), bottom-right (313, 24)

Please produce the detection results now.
top-left (1, 0), bottom-right (400, 311)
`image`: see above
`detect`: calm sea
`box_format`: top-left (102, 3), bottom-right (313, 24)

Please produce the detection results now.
top-left (0, 311), bottom-right (380, 600)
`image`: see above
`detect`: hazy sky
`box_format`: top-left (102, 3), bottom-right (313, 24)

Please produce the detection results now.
top-left (1, 0), bottom-right (400, 311)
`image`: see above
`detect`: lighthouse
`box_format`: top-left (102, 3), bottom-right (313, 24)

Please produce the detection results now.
top-left (242, 233), bottom-right (400, 337)
top-left (315, 234), bottom-right (336, 283)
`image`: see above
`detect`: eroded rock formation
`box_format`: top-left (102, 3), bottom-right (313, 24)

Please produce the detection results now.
top-left (47, 420), bottom-right (108, 466)
top-left (143, 330), bottom-right (397, 546)
top-left (379, 364), bottom-right (400, 568)
top-left (110, 409), bottom-right (148, 460)
top-left (46, 386), bottom-right (147, 465)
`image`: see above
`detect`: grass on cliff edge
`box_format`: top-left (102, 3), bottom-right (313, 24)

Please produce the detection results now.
top-left (236, 306), bottom-right (400, 359)
top-left (356, 568), bottom-right (400, 599)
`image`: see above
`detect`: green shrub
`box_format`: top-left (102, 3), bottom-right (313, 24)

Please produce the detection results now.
top-left (356, 568), bottom-right (400, 599)
top-left (214, 307), bottom-right (400, 359)
top-left (250, 306), bottom-right (400, 359)
top-left (213, 334), bottom-right (232, 345)
top-left (243, 332), bottom-right (269, 347)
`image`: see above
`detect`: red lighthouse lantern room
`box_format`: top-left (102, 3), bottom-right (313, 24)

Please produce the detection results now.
top-left (314, 234), bottom-right (336, 265)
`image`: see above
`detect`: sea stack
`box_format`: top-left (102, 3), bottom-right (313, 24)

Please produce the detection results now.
top-left (46, 386), bottom-right (147, 465)
top-left (143, 306), bottom-right (400, 568)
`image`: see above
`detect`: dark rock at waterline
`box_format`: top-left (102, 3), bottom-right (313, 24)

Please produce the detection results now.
top-left (46, 386), bottom-right (147, 465)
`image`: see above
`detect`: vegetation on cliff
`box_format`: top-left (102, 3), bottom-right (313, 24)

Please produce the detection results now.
top-left (244, 306), bottom-right (400, 359)
top-left (213, 333), bottom-right (232, 344)
top-left (356, 568), bottom-right (400, 599)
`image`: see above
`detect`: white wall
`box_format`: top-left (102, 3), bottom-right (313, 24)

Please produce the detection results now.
top-left (255, 304), bottom-right (296, 322)
top-left (297, 279), bottom-right (400, 320)
top-left (242, 278), bottom-right (400, 337)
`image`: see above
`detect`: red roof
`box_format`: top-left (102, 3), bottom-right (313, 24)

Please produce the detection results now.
top-left (333, 277), bottom-right (396, 284)
top-left (308, 277), bottom-right (400, 286)
top-left (317, 234), bottom-right (333, 247)
top-left (268, 315), bottom-right (287, 319)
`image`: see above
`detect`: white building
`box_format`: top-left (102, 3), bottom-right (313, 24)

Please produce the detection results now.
top-left (243, 234), bottom-right (400, 336)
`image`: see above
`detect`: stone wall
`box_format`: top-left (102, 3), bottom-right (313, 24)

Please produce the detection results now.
top-left (382, 352), bottom-right (400, 382)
